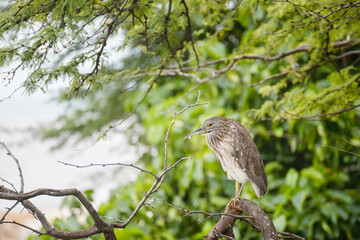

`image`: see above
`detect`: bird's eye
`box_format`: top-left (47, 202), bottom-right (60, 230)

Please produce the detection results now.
top-left (207, 123), bottom-right (213, 127)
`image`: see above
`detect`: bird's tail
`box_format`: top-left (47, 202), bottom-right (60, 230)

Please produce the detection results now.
top-left (250, 180), bottom-right (267, 198)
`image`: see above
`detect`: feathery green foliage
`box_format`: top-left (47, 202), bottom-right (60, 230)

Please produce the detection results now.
top-left (1, 0), bottom-right (359, 239)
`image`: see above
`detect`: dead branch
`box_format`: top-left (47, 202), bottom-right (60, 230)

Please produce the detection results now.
top-left (0, 141), bottom-right (24, 193)
top-left (0, 185), bottom-right (114, 239)
top-left (57, 161), bottom-right (159, 179)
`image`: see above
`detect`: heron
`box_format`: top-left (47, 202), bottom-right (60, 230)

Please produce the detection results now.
top-left (185, 116), bottom-right (267, 200)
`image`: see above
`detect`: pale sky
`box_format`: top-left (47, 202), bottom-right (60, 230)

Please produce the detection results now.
top-left (0, 79), bottom-right (139, 239)
top-left (0, 68), bottom-right (139, 211)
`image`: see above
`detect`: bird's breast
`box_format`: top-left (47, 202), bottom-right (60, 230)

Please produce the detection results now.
top-left (219, 155), bottom-right (249, 184)
top-left (206, 134), bottom-right (249, 184)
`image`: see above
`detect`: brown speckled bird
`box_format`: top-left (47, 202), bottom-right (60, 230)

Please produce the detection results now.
top-left (185, 116), bottom-right (267, 199)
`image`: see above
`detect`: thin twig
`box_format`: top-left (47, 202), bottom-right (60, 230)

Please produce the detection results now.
top-left (316, 144), bottom-right (360, 157)
top-left (278, 231), bottom-right (306, 240)
top-left (100, 67), bottom-right (164, 138)
top-left (164, 90), bottom-right (208, 169)
top-left (148, 196), bottom-right (253, 221)
top-left (1, 220), bottom-right (45, 235)
top-left (0, 201), bottom-right (20, 223)
top-left (58, 161), bottom-right (159, 179)
top-left (0, 142), bottom-right (24, 193)
top-left (248, 70), bottom-right (292, 87)
top-left (181, 0), bottom-right (200, 70)
top-left (341, 137), bottom-right (360, 148)
top-left (0, 177), bottom-right (18, 192)
top-left (261, 103), bottom-right (360, 121)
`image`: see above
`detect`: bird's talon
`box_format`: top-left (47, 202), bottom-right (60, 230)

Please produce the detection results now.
top-left (225, 198), bottom-right (237, 214)
top-left (232, 199), bottom-right (236, 210)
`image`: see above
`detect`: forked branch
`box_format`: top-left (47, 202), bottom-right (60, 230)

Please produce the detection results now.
top-left (0, 91), bottom-right (207, 240)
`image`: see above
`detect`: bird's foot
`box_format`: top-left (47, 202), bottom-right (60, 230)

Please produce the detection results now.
top-left (223, 197), bottom-right (239, 217)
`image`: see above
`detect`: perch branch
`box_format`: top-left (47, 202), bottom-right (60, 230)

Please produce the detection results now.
top-left (205, 198), bottom-right (279, 240)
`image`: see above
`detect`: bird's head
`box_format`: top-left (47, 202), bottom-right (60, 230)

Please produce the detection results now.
top-left (184, 117), bottom-right (224, 140)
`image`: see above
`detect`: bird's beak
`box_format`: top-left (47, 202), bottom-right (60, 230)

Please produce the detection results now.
top-left (184, 127), bottom-right (206, 140)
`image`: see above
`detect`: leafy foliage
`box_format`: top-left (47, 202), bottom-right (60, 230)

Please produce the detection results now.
top-left (1, 0), bottom-right (359, 239)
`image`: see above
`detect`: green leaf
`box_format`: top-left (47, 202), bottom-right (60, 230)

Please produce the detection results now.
top-left (285, 168), bottom-right (299, 188)
top-left (321, 220), bottom-right (334, 237)
top-left (301, 167), bottom-right (325, 187)
top-left (291, 190), bottom-right (308, 213)
top-left (273, 214), bottom-right (287, 232)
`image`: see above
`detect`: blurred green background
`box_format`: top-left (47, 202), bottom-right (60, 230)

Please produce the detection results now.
top-left (1, 0), bottom-right (359, 239)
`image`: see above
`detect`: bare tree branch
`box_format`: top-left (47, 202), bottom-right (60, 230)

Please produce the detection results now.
top-left (341, 137), bottom-right (360, 148)
top-left (0, 141), bottom-right (24, 193)
top-left (150, 196), bottom-right (303, 240)
top-left (316, 144), bottom-right (360, 158)
top-left (148, 196), bottom-right (253, 222)
top-left (278, 231), bottom-right (306, 240)
top-left (58, 161), bottom-right (159, 180)
top-left (181, 0), bottom-right (200, 70)
top-left (1, 220), bottom-right (44, 235)
top-left (0, 185), bottom-right (114, 239)
top-left (0, 201), bottom-right (20, 223)
top-left (164, 90), bottom-right (208, 169)
top-left (248, 70), bottom-right (293, 87)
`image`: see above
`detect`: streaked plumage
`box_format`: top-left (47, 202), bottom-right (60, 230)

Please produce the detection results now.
top-left (185, 116), bottom-right (267, 198)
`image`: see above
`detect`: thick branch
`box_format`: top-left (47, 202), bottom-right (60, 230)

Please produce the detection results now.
top-left (22, 199), bottom-right (103, 239)
top-left (205, 198), bottom-right (279, 240)
top-left (0, 185), bottom-right (115, 239)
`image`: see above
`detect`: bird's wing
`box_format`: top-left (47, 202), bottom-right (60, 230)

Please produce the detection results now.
top-left (230, 121), bottom-right (268, 196)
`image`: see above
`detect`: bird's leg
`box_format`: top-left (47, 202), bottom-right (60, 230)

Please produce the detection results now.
top-left (230, 181), bottom-right (243, 210)
top-left (235, 181), bottom-right (245, 199)
top-left (235, 181), bottom-right (240, 198)
top-left (225, 182), bottom-right (244, 214)
top-left (225, 200), bottom-right (234, 215)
